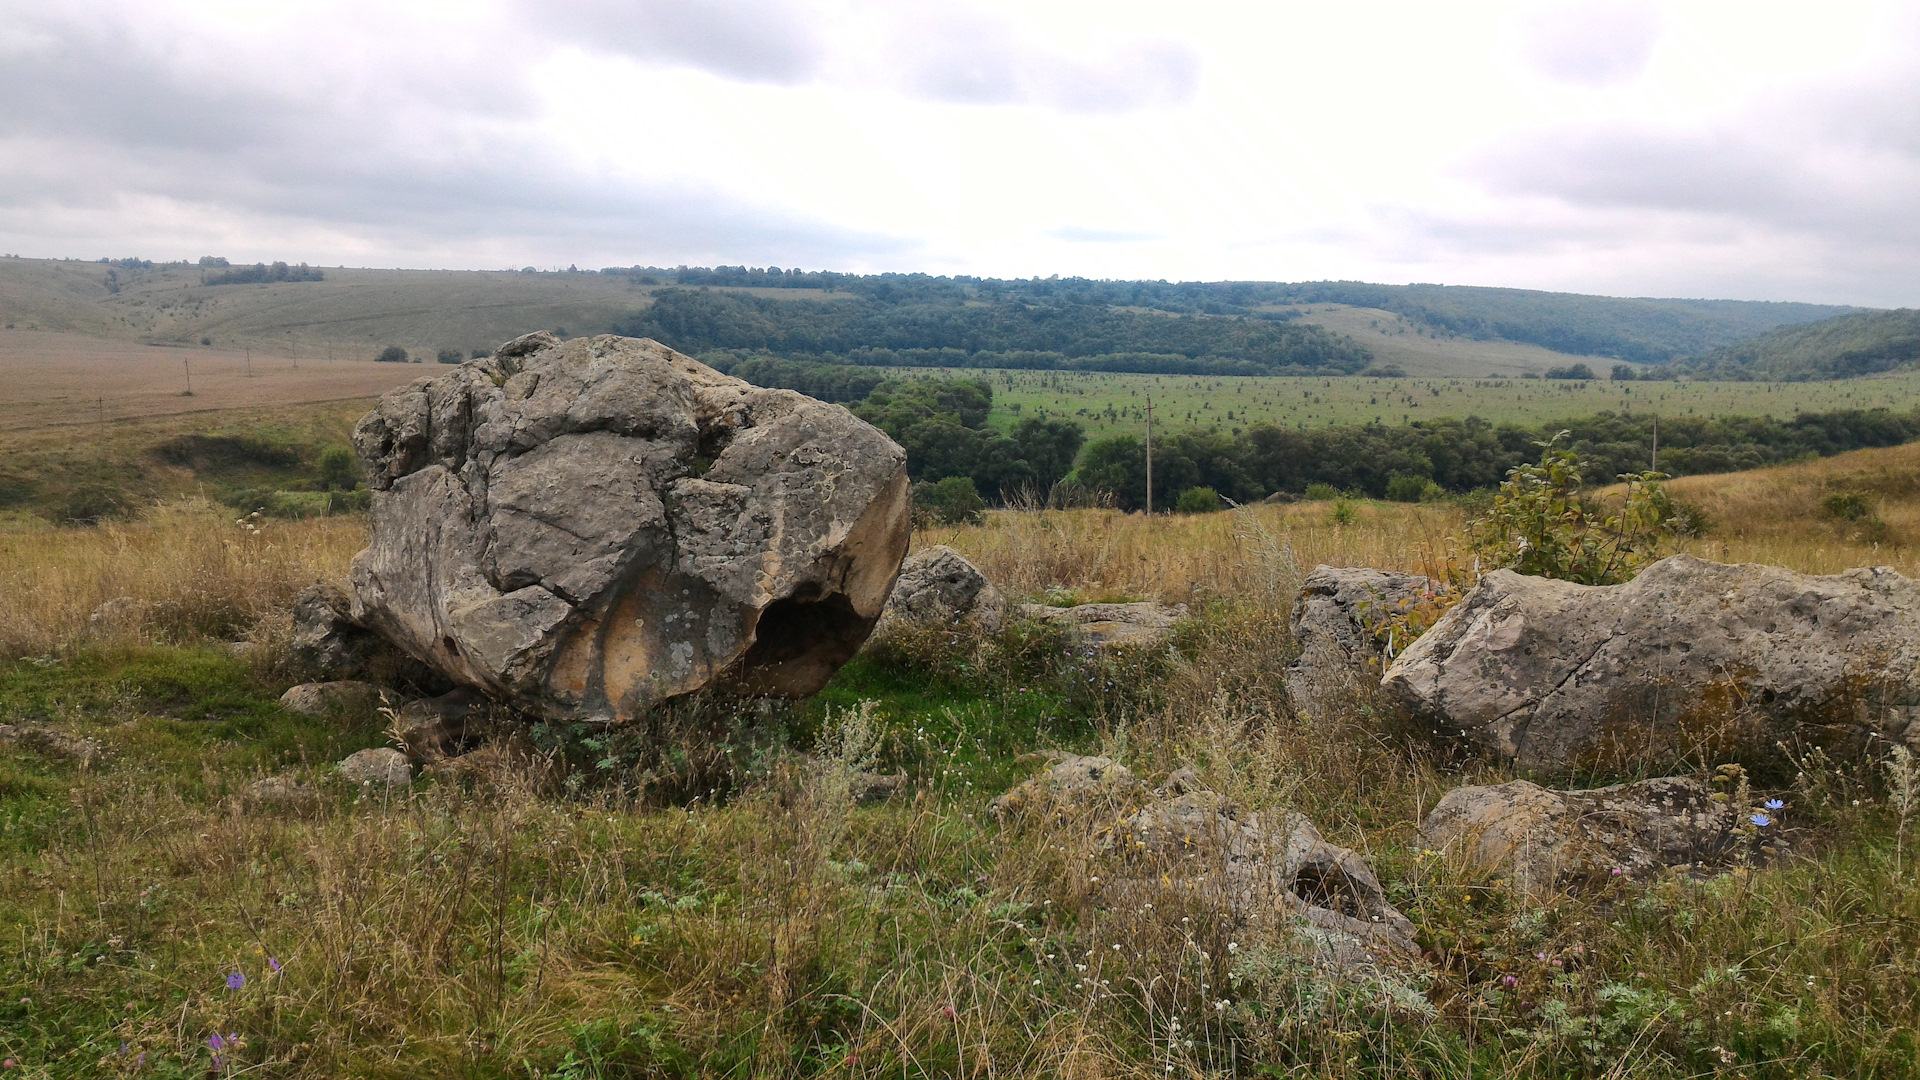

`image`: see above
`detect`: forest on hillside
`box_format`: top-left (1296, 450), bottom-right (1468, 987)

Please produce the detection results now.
top-left (1675, 308), bottom-right (1920, 381)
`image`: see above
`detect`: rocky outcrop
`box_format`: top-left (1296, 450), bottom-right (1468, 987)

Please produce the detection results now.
top-left (340, 747), bottom-right (412, 787)
top-left (1421, 776), bottom-right (1736, 893)
top-left (1126, 790), bottom-right (1421, 963)
top-left (290, 583), bottom-right (384, 679)
top-left (990, 756), bottom-right (1419, 966)
top-left (1381, 555), bottom-right (1920, 769)
top-left (279, 681), bottom-right (385, 719)
top-left (1287, 566), bottom-right (1434, 720)
top-left (879, 546), bottom-right (1005, 634)
top-left (1018, 602), bottom-right (1187, 649)
top-left (346, 332), bottom-right (912, 725)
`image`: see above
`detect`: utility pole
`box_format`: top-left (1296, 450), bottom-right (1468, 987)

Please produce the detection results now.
top-left (1144, 393), bottom-right (1154, 515)
top-left (183, 358), bottom-right (193, 396)
top-left (245, 348), bottom-right (252, 378)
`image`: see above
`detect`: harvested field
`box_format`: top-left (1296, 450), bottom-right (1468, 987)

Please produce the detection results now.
top-left (0, 330), bottom-right (424, 431)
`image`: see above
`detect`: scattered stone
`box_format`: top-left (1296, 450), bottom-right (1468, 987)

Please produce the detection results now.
top-left (245, 774), bottom-right (319, 810)
top-left (88, 596), bottom-right (142, 635)
top-left (289, 582), bottom-right (385, 679)
top-left (339, 747), bottom-right (412, 787)
top-left (1017, 601), bottom-right (1188, 649)
top-left (853, 770), bottom-right (909, 805)
top-left (1382, 555), bottom-right (1920, 769)
top-left (226, 641), bottom-right (258, 660)
top-left (987, 753), bottom-right (1143, 819)
top-left (279, 681), bottom-right (386, 719)
top-left (879, 546), bottom-right (1005, 634)
top-left (392, 687), bottom-right (494, 760)
top-left (1125, 790), bottom-right (1422, 965)
top-left (347, 332), bottom-right (911, 724)
top-left (1421, 776), bottom-right (1736, 894)
top-left (1287, 566), bottom-right (1434, 720)
top-left (0, 724), bottom-right (102, 763)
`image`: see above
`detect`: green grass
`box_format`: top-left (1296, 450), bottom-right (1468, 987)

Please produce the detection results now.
top-left (953, 368), bottom-right (1920, 440)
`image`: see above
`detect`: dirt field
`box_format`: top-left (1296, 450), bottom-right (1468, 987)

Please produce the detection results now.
top-left (0, 330), bottom-right (427, 431)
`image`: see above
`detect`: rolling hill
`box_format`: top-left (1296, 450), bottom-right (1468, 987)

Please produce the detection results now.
top-left (1674, 308), bottom-right (1920, 381)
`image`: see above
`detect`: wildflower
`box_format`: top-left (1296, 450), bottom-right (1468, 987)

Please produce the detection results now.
top-left (268, 957), bottom-right (282, 974)
top-left (226, 971), bottom-right (245, 990)
top-left (1610, 867), bottom-right (1624, 876)
top-left (1501, 974), bottom-right (1517, 987)
top-left (1763, 799), bottom-right (1785, 811)
top-left (1750, 813), bottom-right (1772, 827)
top-left (1215, 1000), bottom-right (1228, 1011)
top-left (208, 1035), bottom-right (225, 1051)
top-left (1227, 942), bottom-right (1239, 952)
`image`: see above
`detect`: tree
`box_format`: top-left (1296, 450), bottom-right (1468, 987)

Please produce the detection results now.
top-left (376, 345), bottom-right (409, 363)
top-left (913, 477), bottom-right (986, 525)
top-left (436, 348), bottom-right (463, 364)
top-left (318, 448), bottom-right (359, 491)
top-left (1544, 363), bottom-right (1597, 380)
top-left (1610, 364), bottom-right (1636, 381)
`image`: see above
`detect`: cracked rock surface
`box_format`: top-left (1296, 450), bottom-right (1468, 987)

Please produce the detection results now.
top-left (1382, 555), bottom-right (1920, 769)
top-left (347, 332), bottom-right (911, 724)
top-left (1287, 565), bottom-right (1434, 721)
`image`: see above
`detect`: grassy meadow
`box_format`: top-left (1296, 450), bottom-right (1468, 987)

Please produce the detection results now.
top-left (963, 368), bottom-right (1920, 441)
top-left (2, 434), bottom-right (1920, 1076)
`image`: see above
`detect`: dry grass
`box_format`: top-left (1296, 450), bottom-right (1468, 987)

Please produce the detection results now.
top-left (0, 500), bottom-right (365, 656)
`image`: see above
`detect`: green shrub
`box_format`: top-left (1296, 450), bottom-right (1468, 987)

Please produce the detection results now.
top-left (376, 345), bottom-right (409, 363)
top-left (1467, 433), bottom-right (1668, 585)
top-left (1383, 473), bottom-right (1433, 503)
top-left (1823, 490), bottom-right (1876, 521)
top-left (317, 448), bottom-right (359, 491)
top-left (1303, 482), bottom-right (1339, 501)
top-left (436, 347), bottom-right (463, 364)
top-left (1329, 495), bottom-right (1358, 525)
top-left (913, 476), bottom-right (986, 526)
top-left (1174, 486), bottom-right (1222, 514)
top-left (57, 483), bottom-right (129, 524)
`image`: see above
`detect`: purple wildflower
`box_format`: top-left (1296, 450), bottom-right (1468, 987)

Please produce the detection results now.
top-left (1763, 799), bottom-right (1784, 811)
top-left (207, 1034), bottom-right (225, 1051)
top-left (267, 957), bottom-right (282, 974)
top-left (1501, 974), bottom-right (1517, 987)
top-left (225, 971), bottom-right (245, 990)
top-left (1750, 813), bottom-right (1772, 827)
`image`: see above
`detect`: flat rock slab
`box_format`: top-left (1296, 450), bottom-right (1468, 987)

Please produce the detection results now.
top-left (1421, 776), bottom-right (1736, 894)
top-left (347, 332), bottom-right (911, 724)
top-left (1018, 602), bottom-right (1187, 648)
top-left (1382, 555), bottom-right (1920, 770)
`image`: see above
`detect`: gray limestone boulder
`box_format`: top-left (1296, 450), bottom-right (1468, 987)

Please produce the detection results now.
top-left (339, 747), bottom-right (412, 787)
top-left (1421, 776), bottom-right (1735, 895)
top-left (1018, 601), bottom-right (1187, 649)
top-left (879, 546), bottom-right (1005, 634)
top-left (346, 332), bottom-right (911, 724)
top-left (289, 582), bottom-right (384, 679)
top-left (987, 753), bottom-right (1142, 819)
top-left (1287, 566), bottom-right (1435, 720)
top-left (1381, 555), bottom-right (1920, 770)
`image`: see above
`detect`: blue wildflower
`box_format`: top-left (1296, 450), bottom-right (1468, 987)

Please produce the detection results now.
top-left (1763, 799), bottom-right (1784, 811)
top-left (225, 971), bottom-right (245, 990)
top-left (1750, 813), bottom-right (1772, 827)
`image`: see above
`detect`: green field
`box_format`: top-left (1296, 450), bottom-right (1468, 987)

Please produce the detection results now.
top-left (957, 369), bottom-right (1920, 439)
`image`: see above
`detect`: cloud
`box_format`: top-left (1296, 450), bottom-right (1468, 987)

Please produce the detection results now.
top-left (1050, 226), bottom-right (1161, 244)
top-left (884, 8), bottom-right (1199, 112)
top-left (535, 0), bottom-right (826, 84)
top-left (1518, 1), bottom-right (1660, 87)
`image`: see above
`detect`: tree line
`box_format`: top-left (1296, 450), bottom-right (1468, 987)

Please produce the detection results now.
top-left (751, 367), bottom-right (1920, 512)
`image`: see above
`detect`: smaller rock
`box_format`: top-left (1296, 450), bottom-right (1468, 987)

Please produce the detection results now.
top-left (226, 641), bottom-right (258, 660)
top-left (245, 774), bottom-right (318, 810)
top-left (393, 687), bottom-right (494, 760)
top-left (1125, 791), bottom-right (1421, 964)
top-left (289, 582), bottom-right (388, 680)
top-left (853, 770), bottom-right (909, 805)
top-left (880, 546), bottom-right (1006, 633)
top-left (279, 681), bottom-right (387, 719)
top-left (988, 753), bottom-right (1143, 819)
top-left (1421, 775), bottom-right (1737, 893)
top-left (1286, 566), bottom-right (1434, 720)
top-left (339, 747), bottom-right (412, 787)
top-left (1018, 602), bottom-right (1187, 649)
top-left (0, 724), bottom-right (102, 763)
top-left (88, 596), bottom-right (142, 636)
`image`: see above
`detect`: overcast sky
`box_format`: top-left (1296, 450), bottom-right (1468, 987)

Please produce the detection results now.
top-left (2, 1), bottom-right (1916, 305)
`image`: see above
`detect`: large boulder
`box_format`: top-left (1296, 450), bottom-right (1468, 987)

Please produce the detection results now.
top-left (879, 546), bottom-right (1005, 633)
top-left (1420, 776), bottom-right (1736, 894)
top-left (1381, 555), bottom-right (1920, 770)
top-left (346, 333), bottom-right (911, 725)
top-left (289, 582), bottom-right (385, 679)
top-left (1287, 566), bottom-right (1434, 720)
top-left (1018, 601), bottom-right (1187, 649)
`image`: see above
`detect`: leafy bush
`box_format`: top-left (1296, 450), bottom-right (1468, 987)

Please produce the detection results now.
top-left (1544, 363), bottom-right (1596, 380)
top-left (317, 448), bottom-right (359, 491)
top-left (913, 476), bottom-right (986, 525)
top-left (57, 483), bottom-right (129, 525)
top-left (436, 348), bottom-right (463, 364)
top-left (1384, 473), bottom-right (1437, 503)
top-left (1610, 364), bottom-right (1636, 380)
top-left (1303, 482), bottom-right (1339, 501)
top-left (1174, 486), bottom-right (1222, 514)
top-left (376, 345), bottom-right (409, 363)
top-left (1467, 434), bottom-right (1668, 585)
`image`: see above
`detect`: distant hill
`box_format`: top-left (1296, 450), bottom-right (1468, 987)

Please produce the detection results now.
top-left (1272, 282), bottom-right (1851, 365)
top-left (1674, 309), bottom-right (1920, 381)
top-left (0, 256), bottom-right (1865, 378)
